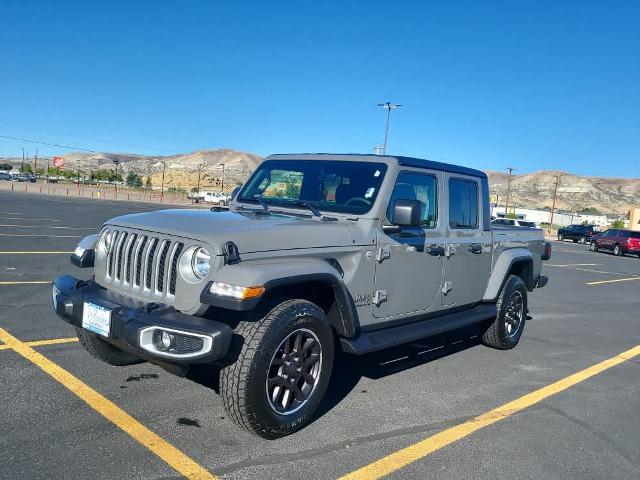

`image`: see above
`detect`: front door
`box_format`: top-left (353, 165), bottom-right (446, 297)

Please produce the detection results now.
top-left (373, 170), bottom-right (446, 319)
top-left (442, 174), bottom-right (492, 307)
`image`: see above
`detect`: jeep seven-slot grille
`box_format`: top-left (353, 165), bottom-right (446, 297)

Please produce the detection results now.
top-left (104, 229), bottom-right (184, 300)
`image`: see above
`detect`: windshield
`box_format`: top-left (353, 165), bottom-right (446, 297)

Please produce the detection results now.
top-left (238, 159), bottom-right (388, 214)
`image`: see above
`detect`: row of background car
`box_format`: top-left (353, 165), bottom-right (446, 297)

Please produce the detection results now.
top-left (0, 171), bottom-right (36, 182)
top-left (557, 223), bottom-right (640, 258)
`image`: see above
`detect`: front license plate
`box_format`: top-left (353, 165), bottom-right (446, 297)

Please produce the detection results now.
top-left (82, 302), bottom-right (112, 337)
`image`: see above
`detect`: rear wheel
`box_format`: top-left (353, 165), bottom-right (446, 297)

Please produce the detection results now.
top-left (613, 244), bottom-right (623, 256)
top-left (482, 275), bottom-right (527, 350)
top-left (76, 328), bottom-right (143, 366)
top-left (590, 241), bottom-right (599, 252)
top-left (219, 299), bottom-right (335, 439)
top-left (558, 234), bottom-right (564, 241)
top-left (579, 236), bottom-right (586, 244)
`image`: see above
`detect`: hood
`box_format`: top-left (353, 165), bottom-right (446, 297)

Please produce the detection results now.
top-left (106, 208), bottom-right (356, 255)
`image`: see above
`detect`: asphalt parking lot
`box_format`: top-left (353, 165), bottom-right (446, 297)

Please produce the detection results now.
top-left (1, 189), bottom-right (639, 480)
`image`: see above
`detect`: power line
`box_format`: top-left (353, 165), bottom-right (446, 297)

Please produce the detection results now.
top-left (0, 134), bottom-right (101, 153)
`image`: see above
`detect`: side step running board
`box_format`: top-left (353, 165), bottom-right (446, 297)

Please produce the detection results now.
top-left (340, 303), bottom-right (497, 355)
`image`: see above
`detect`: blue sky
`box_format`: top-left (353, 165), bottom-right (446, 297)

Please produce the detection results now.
top-left (1, 0), bottom-right (639, 177)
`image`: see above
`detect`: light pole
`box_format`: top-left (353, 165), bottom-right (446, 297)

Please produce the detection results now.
top-left (21, 147), bottom-right (25, 170)
top-left (377, 102), bottom-right (402, 155)
top-left (504, 167), bottom-right (515, 216)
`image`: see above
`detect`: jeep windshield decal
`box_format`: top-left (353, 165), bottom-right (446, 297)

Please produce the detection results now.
top-left (237, 159), bottom-right (388, 215)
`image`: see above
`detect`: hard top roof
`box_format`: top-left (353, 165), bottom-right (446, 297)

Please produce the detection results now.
top-left (265, 153), bottom-right (487, 179)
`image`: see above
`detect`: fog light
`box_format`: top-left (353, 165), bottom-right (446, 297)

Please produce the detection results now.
top-left (153, 330), bottom-right (175, 351)
top-left (161, 331), bottom-right (173, 349)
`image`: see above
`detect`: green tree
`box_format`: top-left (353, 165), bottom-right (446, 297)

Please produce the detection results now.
top-left (20, 164), bottom-right (33, 173)
top-left (579, 207), bottom-right (600, 215)
top-left (611, 219), bottom-right (625, 229)
top-left (126, 172), bottom-right (142, 188)
top-left (0, 163), bottom-right (13, 171)
top-left (506, 211), bottom-right (518, 219)
top-left (145, 176), bottom-right (153, 189)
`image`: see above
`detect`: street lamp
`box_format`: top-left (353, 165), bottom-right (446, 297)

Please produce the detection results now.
top-left (377, 102), bottom-right (402, 155)
top-left (160, 160), bottom-right (167, 202)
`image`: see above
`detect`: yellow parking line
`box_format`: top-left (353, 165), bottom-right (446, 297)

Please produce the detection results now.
top-left (0, 251), bottom-right (72, 254)
top-left (0, 281), bottom-right (51, 285)
top-left (586, 276), bottom-right (640, 286)
top-left (0, 337), bottom-right (78, 351)
top-left (339, 344), bottom-right (640, 480)
top-left (0, 328), bottom-right (216, 480)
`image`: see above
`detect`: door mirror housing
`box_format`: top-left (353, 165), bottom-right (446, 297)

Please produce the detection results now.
top-left (391, 199), bottom-right (422, 227)
top-left (230, 186), bottom-right (241, 200)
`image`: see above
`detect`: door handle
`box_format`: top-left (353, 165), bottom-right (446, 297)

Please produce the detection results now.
top-left (427, 244), bottom-right (445, 256)
top-left (468, 243), bottom-right (483, 254)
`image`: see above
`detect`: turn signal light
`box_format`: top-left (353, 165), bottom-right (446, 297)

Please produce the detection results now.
top-left (209, 282), bottom-right (265, 300)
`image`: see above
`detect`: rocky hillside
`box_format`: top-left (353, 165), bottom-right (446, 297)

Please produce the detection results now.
top-left (3, 149), bottom-right (262, 193)
top-left (487, 170), bottom-right (640, 214)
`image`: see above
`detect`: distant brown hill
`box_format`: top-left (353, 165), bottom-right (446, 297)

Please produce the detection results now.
top-left (487, 170), bottom-right (640, 214)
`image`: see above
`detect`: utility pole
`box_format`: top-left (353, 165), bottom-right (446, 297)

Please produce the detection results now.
top-left (196, 162), bottom-right (203, 196)
top-left (113, 159), bottom-right (119, 196)
top-left (218, 163), bottom-right (225, 192)
top-left (550, 174), bottom-right (561, 226)
top-left (34, 148), bottom-right (38, 177)
top-left (504, 167), bottom-right (515, 216)
top-left (160, 160), bottom-right (166, 202)
top-left (21, 147), bottom-right (25, 170)
top-left (377, 102), bottom-right (402, 155)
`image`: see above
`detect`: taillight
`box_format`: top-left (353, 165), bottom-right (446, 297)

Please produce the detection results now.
top-left (542, 242), bottom-right (552, 260)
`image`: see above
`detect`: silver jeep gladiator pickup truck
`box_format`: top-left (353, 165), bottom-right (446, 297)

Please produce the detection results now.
top-left (53, 153), bottom-right (550, 438)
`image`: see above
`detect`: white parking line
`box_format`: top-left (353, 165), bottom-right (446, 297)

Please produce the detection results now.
top-left (0, 224), bottom-right (94, 230)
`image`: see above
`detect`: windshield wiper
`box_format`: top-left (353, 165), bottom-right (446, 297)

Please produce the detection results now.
top-left (287, 200), bottom-right (322, 217)
top-left (256, 196), bottom-right (271, 214)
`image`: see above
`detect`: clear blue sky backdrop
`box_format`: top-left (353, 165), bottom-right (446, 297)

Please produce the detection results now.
top-left (1, 0), bottom-right (638, 177)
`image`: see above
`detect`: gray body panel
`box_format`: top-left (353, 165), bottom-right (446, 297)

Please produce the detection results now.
top-left (87, 153), bottom-right (545, 338)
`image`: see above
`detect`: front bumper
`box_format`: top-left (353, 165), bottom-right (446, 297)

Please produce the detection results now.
top-left (52, 275), bottom-right (232, 364)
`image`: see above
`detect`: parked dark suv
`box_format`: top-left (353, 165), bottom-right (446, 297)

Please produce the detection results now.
top-left (557, 224), bottom-right (597, 244)
top-left (590, 229), bottom-right (640, 257)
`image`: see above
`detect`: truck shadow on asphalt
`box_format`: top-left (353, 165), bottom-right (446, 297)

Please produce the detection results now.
top-left (187, 323), bottom-right (485, 427)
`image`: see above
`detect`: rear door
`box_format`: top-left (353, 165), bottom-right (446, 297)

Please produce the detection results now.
top-left (441, 174), bottom-right (492, 307)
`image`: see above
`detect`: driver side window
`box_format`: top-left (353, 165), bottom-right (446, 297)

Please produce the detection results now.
top-left (387, 172), bottom-right (438, 228)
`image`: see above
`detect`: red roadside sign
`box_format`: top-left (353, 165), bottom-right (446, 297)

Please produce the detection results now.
top-left (53, 156), bottom-right (65, 168)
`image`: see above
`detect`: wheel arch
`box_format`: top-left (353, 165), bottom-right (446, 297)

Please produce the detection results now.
top-left (201, 260), bottom-right (359, 338)
top-left (483, 248), bottom-right (534, 301)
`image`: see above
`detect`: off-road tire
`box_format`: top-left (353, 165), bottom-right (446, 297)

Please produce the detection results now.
top-left (482, 275), bottom-right (527, 350)
top-left (219, 299), bottom-right (335, 439)
top-left (76, 327), bottom-right (143, 366)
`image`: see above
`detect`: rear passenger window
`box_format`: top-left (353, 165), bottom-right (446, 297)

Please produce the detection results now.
top-left (448, 179), bottom-right (478, 229)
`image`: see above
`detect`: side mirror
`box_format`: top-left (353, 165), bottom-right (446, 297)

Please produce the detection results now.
top-left (391, 199), bottom-right (422, 227)
top-left (230, 186), bottom-right (241, 200)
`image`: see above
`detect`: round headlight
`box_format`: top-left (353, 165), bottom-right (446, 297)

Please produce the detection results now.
top-left (192, 247), bottom-right (211, 279)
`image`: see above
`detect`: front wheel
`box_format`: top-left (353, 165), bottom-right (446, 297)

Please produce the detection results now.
top-left (590, 241), bottom-right (599, 252)
top-left (558, 234), bottom-right (564, 242)
top-left (613, 244), bottom-right (623, 256)
top-left (579, 236), bottom-right (586, 244)
top-left (219, 299), bottom-right (335, 439)
top-left (482, 275), bottom-right (527, 350)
